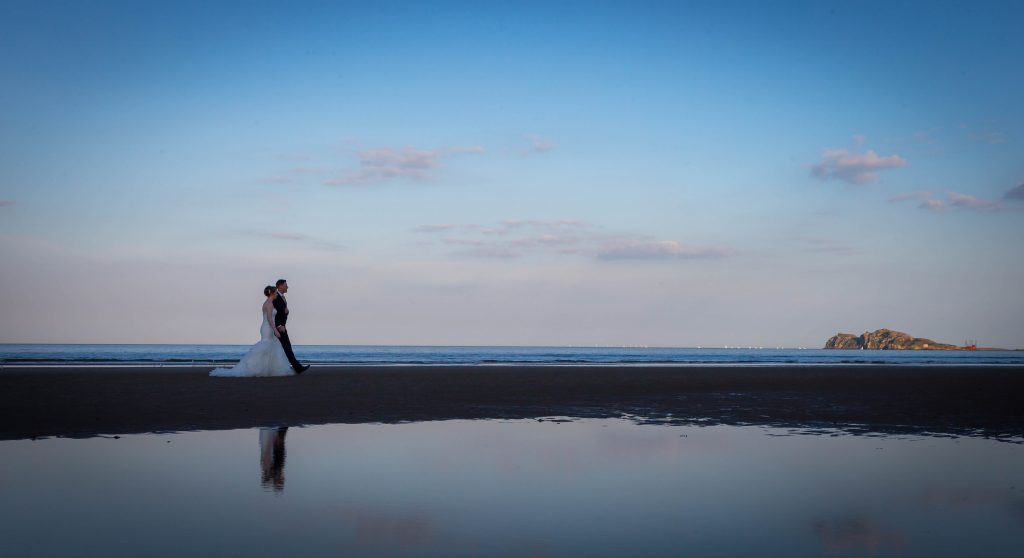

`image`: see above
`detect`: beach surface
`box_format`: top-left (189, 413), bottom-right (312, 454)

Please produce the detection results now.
top-left (2, 365), bottom-right (1022, 441)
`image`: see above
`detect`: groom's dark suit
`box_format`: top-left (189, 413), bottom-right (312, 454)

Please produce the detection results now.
top-left (273, 292), bottom-right (303, 371)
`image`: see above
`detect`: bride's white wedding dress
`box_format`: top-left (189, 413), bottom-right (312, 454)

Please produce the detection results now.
top-left (210, 307), bottom-right (295, 377)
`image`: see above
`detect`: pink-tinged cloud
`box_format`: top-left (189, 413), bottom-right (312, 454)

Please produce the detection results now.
top-left (489, 221), bottom-right (579, 234)
top-left (901, 187), bottom-right (1022, 212)
top-left (597, 240), bottom-right (732, 261)
top-left (438, 233), bottom-right (580, 259)
top-left (919, 199), bottom-right (946, 211)
top-left (326, 145), bottom-right (484, 186)
top-left (416, 220), bottom-right (589, 237)
top-left (331, 147), bottom-right (438, 185)
top-left (412, 224), bottom-right (459, 233)
top-left (509, 234), bottom-right (580, 248)
top-left (852, 134), bottom-right (867, 145)
top-left (445, 145), bottom-right (486, 155)
top-left (811, 149), bottom-right (907, 184)
top-left (889, 191), bottom-right (1000, 212)
top-left (0, 200), bottom-right (14, 207)
top-left (416, 219), bottom-right (727, 263)
top-left (947, 191), bottom-right (998, 210)
top-left (1004, 183), bottom-right (1024, 200)
top-left (887, 191), bottom-right (932, 203)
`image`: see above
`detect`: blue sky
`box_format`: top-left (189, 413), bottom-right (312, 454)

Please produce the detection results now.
top-left (1, 1), bottom-right (1022, 347)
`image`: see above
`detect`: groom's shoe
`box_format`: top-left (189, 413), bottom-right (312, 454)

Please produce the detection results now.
top-left (295, 364), bottom-right (310, 374)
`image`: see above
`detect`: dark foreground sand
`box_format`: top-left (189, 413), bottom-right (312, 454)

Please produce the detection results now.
top-left (2, 365), bottom-right (1022, 441)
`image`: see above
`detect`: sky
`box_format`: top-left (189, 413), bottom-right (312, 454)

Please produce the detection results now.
top-left (1, 0), bottom-right (1022, 348)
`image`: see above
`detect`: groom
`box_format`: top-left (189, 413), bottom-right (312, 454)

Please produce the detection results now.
top-left (273, 279), bottom-right (310, 374)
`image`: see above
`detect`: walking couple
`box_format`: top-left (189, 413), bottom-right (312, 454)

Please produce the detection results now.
top-left (210, 279), bottom-right (311, 377)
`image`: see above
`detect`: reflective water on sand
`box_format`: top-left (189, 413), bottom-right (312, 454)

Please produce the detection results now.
top-left (1, 420), bottom-right (1022, 557)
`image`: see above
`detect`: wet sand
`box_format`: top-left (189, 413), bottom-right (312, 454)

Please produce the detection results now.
top-left (2, 365), bottom-right (1022, 441)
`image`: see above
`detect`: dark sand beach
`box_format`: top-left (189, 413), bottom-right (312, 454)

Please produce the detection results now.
top-left (2, 365), bottom-right (1022, 441)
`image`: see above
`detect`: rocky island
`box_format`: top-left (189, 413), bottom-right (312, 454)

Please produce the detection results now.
top-left (825, 328), bottom-right (961, 350)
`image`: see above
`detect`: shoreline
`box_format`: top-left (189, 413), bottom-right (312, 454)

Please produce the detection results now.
top-left (3, 361), bottom-right (1023, 369)
top-left (7, 365), bottom-right (1024, 369)
top-left (2, 364), bottom-right (1022, 442)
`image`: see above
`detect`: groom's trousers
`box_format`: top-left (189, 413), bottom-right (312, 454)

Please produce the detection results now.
top-left (278, 330), bottom-right (303, 370)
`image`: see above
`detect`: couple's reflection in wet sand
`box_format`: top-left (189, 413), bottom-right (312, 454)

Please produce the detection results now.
top-left (259, 427), bottom-right (288, 492)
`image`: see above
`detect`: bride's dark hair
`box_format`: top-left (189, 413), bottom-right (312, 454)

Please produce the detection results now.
top-left (264, 285), bottom-right (276, 297)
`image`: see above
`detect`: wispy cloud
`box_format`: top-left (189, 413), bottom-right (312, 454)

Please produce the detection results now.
top-left (963, 122), bottom-right (1008, 145)
top-left (502, 219), bottom-right (585, 230)
top-left (852, 134), bottom-right (867, 146)
top-left (509, 234), bottom-right (581, 249)
top-left (968, 129), bottom-right (1008, 144)
top-left (414, 220), bottom-right (587, 237)
top-left (412, 224), bottom-right (460, 233)
top-left (883, 127), bottom-right (947, 156)
top-left (948, 191), bottom-right (998, 210)
top-left (288, 166), bottom-right (325, 175)
top-left (597, 239), bottom-right (732, 261)
top-left (891, 191), bottom-right (1002, 212)
top-left (887, 191), bottom-right (932, 203)
top-left (257, 164), bottom-right (329, 185)
top-left (0, 200), bottom-right (14, 207)
top-left (1004, 183), bottom-right (1024, 201)
top-left (327, 145), bottom-right (484, 186)
top-left (450, 246), bottom-right (522, 259)
top-left (790, 236), bottom-right (861, 256)
top-left (413, 219), bottom-right (730, 262)
top-left (439, 238), bottom-right (523, 259)
top-left (521, 134), bottom-right (555, 155)
top-left (811, 148), bottom-right (907, 184)
top-left (271, 232), bottom-right (345, 251)
top-left (237, 230), bottom-right (346, 251)
top-left (414, 220), bottom-right (588, 258)
top-left (257, 175), bottom-right (294, 184)
top-left (918, 199), bottom-right (947, 211)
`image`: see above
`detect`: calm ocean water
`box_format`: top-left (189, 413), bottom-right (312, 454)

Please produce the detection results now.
top-left (1, 344), bottom-right (1021, 366)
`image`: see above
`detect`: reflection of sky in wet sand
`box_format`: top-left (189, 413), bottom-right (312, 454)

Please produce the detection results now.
top-left (323, 503), bottom-right (434, 547)
top-left (1, 420), bottom-right (1022, 557)
top-left (812, 515), bottom-right (905, 553)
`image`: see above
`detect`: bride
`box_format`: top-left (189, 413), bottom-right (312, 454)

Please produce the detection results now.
top-left (210, 286), bottom-right (296, 377)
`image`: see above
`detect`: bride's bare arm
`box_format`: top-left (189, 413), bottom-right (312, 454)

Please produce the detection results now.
top-left (265, 301), bottom-right (280, 337)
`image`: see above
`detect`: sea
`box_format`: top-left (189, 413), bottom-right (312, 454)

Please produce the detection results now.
top-left (1, 344), bottom-right (1021, 366)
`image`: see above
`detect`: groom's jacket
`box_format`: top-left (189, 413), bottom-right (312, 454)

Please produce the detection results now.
top-left (273, 293), bottom-right (289, 328)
